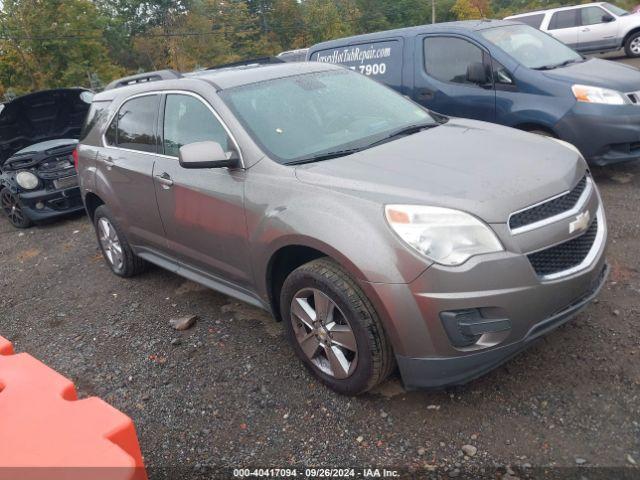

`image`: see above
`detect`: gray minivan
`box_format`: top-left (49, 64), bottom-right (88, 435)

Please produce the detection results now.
top-left (78, 62), bottom-right (607, 394)
top-left (307, 20), bottom-right (640, 166)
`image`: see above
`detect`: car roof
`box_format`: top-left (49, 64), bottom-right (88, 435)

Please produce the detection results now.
top-left (506, 2), bottom-right (606, 17)
top-left (94, 62), bottom-right (341, 102)
top-left (309, 19), bottom-right (522, 51)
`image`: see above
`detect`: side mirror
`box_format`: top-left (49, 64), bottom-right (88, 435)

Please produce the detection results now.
top-left (178, 141), bottom-right (239, 169)
top-left (467, 62), bottom-right (489, 85)
top-left (602, 14), bottom-right (615, 22)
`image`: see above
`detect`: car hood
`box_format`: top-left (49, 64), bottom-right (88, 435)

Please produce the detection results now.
top-left (0, 88), bottom-right (92, 165)
top-left (542, 58), bottom-right (640, 92)
top-left (295, 119), bottom-right (586, 223)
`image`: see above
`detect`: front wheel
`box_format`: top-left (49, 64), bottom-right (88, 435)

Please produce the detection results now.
top-left (625, 32), bottom-right (640, 58)
top-left (0, 188), bottom-right (33, 228)
top-left (280, 258), bottom-right (394, 395)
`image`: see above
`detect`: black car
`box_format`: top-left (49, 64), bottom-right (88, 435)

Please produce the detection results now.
top-left (0, 88), bottom-right (92, 228)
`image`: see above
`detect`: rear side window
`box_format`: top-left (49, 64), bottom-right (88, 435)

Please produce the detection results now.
top-left (513, 14), bottom-right (545, 29)
top-left (309, 40), bottom-right (402, 88)
top-left (106, 94), bottom-right (159, 153)
top-left (581, 6), bottom-right (608, 25)
top-left (548, 9), bottom-right (579, 30)
top-left (424, 37), bottom-right (485, 86)
top-left (80, 101), bottom-right (109, 142)
top-left (162, 94), bottom-right (232, 157)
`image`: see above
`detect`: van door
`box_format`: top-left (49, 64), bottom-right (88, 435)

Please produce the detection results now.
top-left (98, 93), bottom-right (173, 266)
top-left (578, 5), bottom-right (619, 52)
top-left (415, 35), bottom-right (496, 122)
top-left (308, 39), bottom-right (404, 92)
top-left (152, 93), bottom-right (253, 290)
top-left (546, 9), bottom-right (580, 49)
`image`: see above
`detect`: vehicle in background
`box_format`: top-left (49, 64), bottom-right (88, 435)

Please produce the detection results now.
top-left (307, 20), bottom-right (640, 166)
top-left (277, 48), bottom-right (309, 62)
top-left (77, 63), bottom-right (606, 394)
top-left (0, 89), bottom-right (92, 228)
top-left (505, 3), bottom-right (640, 57)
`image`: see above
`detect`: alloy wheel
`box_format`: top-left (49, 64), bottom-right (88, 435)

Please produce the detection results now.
top-left (98, 217), bottom-right (124, 271)
top-left (631, 37), bottom-right (640, 55)
top-left (290, 288), bottom-right (358, 379)
top-left (1, 190), bottom-right (26, 227)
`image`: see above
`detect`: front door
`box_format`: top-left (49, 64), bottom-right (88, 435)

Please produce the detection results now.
top-left (415, 35), bottom-right (496, 122)
top-left (153, 93), bottom-right (252, 289)
top-left (578, 6), bottom-right (619, 52)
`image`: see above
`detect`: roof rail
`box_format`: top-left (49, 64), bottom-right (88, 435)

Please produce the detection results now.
top-left (206, 57), bottom-right (284, 71)
top-left (104, 69), bottom-right (182, 91)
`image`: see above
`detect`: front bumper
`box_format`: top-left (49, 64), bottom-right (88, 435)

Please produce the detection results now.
top-left (396, 262), bottom-right (608, 389)
top-left (18, 185), bottom-right (84, 221)
top-left (555, 103), bottom-right (640, 166)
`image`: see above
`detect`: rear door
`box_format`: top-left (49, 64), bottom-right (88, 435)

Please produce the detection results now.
top-left (415, 35), bottom-right (496, 122)
top-left (98, 93), bottom-right (172, 264)
top-left (152, 92), bottom-right (252, 290)
top-left (578, 5), bottom-right (619, 51)
top-left (546, 8), bottom-right (580, 49)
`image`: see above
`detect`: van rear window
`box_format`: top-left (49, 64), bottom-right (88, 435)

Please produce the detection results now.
top-left (309, 40), bottom-right (402, 88)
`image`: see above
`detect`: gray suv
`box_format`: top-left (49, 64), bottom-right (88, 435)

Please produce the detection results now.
top-left (77, 63), bottom-right (608, 395)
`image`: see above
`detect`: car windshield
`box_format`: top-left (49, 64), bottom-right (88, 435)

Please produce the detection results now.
top-left (219, 69), bottom-right (437, 164)
top-left (603, 2), bottom-right (628, 16)
top-left (481, 24), bottom-right (583, 70)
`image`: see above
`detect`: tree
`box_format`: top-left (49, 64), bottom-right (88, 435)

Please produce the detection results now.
top-left (269, 0), bottom-right (305, 49)
top-left (451, 0), bottom-right (493, 19)
top-left (0, 0), bottom-right (123, 95)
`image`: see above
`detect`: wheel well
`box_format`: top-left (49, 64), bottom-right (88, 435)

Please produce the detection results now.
top-left (84, 192), bottom-right (104, 221)
top-left (623, 27), bottom-right (640, 45)
top-left (267, 245), bottom-right (326, 321)
top-left (515, 123), bottom-right (557, 137)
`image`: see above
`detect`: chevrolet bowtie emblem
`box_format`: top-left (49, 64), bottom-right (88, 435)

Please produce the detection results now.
top-left (569, 211), bottom-right (590, 234)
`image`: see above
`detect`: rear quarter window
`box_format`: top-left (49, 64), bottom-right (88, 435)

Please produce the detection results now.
top-left (309, 40), bottom-right (403, 89)
top-left (548, 9), bottom-right (579, 30)
top-left (80, 101), bottom-right (110, 142)
top-left (513, 13), bottom-right (545, 29)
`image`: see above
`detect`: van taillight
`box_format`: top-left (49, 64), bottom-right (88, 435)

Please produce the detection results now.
top-left (72, 148), bottom-right (79, 170)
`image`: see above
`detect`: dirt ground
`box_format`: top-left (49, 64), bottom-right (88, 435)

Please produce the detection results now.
top-left (2, 68), bottom-right (640, 480)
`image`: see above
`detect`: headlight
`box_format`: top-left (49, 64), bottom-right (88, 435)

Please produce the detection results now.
top-left (15, 171), bottom-right (39, 190)
top-left (385, 205), bottom-right (503, 266)
top-left (571, 84), bottom-right (628, 105)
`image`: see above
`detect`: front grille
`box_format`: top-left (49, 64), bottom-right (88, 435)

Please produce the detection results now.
top-left (527, 216), bottom-right (598, 277)
top-left (509, 175), bottom-right (587, 230)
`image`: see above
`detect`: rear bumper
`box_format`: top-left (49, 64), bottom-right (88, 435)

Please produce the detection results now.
top-left (396, 263), bottom-right (608, 389)
top-left (18, 186), bottom-right (84, 221)
top-left (555, 104), bottom-right (640, 166)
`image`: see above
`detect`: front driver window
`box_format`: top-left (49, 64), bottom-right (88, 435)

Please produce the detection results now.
top-left (424, 36), bottom-right (488, 87)
top-left (163, 94), bottom-right (231, 158)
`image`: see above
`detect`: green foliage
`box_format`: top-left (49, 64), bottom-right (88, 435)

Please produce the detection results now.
top-left (0, 0), bottom-right (633, 95)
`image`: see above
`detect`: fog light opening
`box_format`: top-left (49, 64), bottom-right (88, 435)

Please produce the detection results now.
top-left (35, 202), bottom-right (45, 210)
top-left (440, 309), bottom-right (511, 349)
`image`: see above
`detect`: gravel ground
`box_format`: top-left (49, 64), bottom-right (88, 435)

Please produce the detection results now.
top-left (2, 74), bottom-right (640, 480)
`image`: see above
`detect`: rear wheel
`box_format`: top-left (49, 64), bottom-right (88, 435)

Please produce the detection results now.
top-left (0, 188), bottom-right (32, 228)
top-left (625, 32), bottom-right (640, 58)
top-left (93, 205), bottom-right (147, 277)
top-left (280, 258), bottom-right (394, 395)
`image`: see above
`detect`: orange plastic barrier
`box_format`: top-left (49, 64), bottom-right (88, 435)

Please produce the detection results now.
top-left (0, 335), bottom-right (147, 480)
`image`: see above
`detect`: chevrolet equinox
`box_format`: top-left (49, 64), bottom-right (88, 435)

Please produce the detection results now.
top-left (77, 63), bottom-right (608, 395)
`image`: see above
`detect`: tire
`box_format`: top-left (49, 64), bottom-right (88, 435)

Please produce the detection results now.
top-left (0, 187), bottom-right (33, 229)
top-left (93, 205), bottom-right (147, 277)
top-left (625, 32), bottom-right (640, 58)
top-left (280, 258), bottom-right (394, 395)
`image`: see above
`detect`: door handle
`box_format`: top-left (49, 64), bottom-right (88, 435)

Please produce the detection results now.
top-left (104, 156), bottom-right (114, 171)
top-left (581, 28), bottom-right (590, 32)
top-left (417, 88), bottom-right (434, 101)
top-left (155, 173), bottom-right (174, 188)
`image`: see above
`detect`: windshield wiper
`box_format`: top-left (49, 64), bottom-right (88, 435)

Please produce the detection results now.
top-left (284, 122), bottom-right (438, 166)
top-left (533, 58), bottom-right (583, 70)
top-left (285, 148), bottom-right (365, 165)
